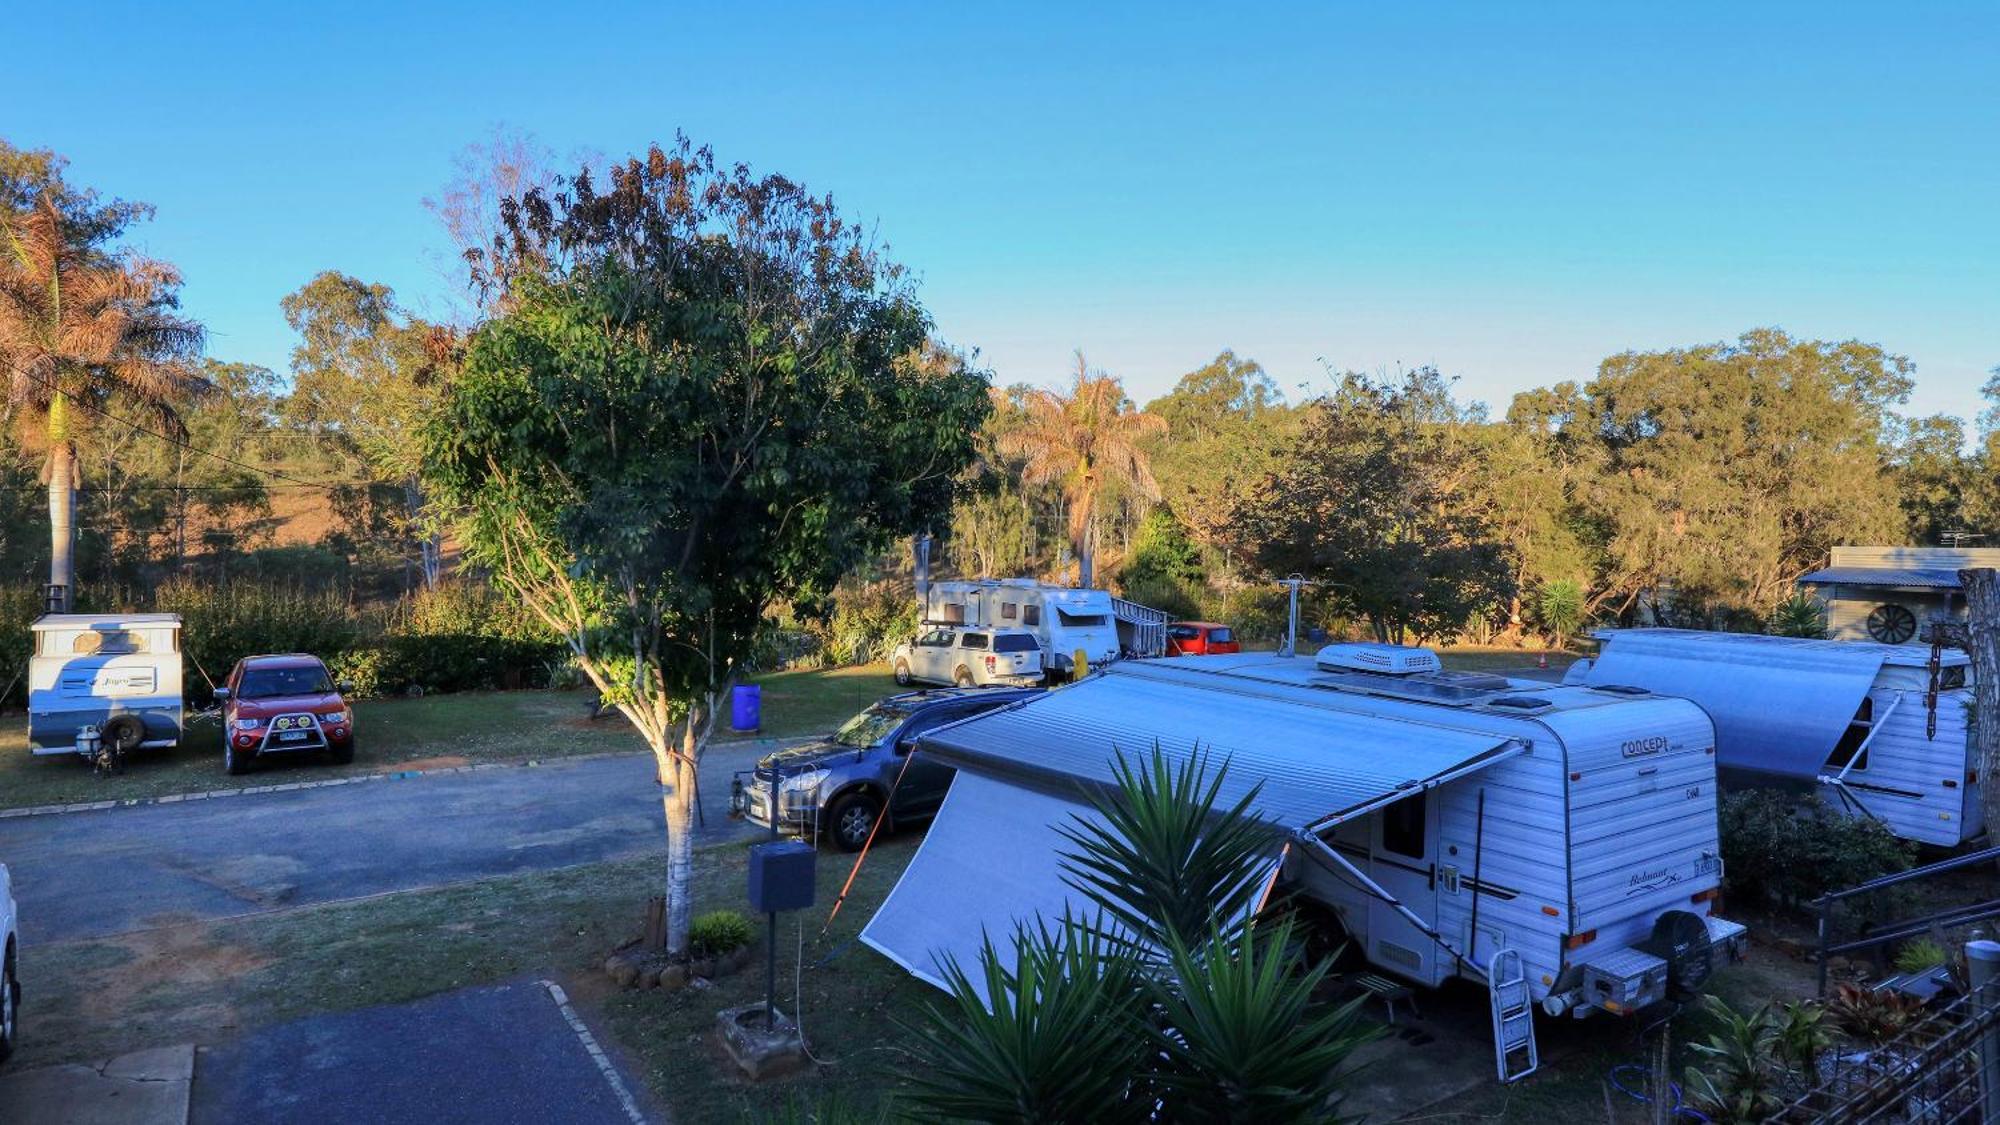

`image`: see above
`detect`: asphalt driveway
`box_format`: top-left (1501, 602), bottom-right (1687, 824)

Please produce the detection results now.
top-left (0, 742), bottom-right (771, 944)
top-left (190, 979), bottom-right (648, 1124)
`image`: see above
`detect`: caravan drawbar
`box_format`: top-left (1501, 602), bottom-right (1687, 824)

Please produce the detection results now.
top-left (863, 645), bottom-right (1747, 1080)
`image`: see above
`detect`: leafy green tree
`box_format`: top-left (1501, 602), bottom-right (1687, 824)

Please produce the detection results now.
top-left (1144, 350), bottom-right (1296, 570)
top-left (997, 353), bottom-right (1165, 588)
top-left (1886, 413), bottom-right (1975, 546)
top-left (1229, 368), bottom-right (1513, 642)
top-left (424, 138), bottom-right (990, 954)
top-left (0, 195), bottom-right (204, 609)
top-left (1537, 330), bottom-right (1911, 621)
top-left (1, 139), bottom-right (152, 252)
top-left (1118, 507), bottom-right (1204, 618)
top-left (282, 272), bottom-right (447, 588)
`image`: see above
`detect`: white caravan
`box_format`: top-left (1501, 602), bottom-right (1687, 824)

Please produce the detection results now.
top-left (26, 614), bottom-right (185, 762)
top-left (923, 579), bottom-right (1140, 674)
top-left (1574, 628), bottom-right (1979, 848)
top-left (864, 644), bottom-right (1746, 1083)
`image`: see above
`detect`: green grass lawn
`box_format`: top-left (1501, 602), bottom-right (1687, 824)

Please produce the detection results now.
top-left (18, 830), bottom-right (935, 1122)
top-left (0, 663), bottom-right (900, 811)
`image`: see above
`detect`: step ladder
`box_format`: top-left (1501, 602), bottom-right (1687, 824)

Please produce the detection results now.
top-left (1487, 948), bottom-right (1539, 1083)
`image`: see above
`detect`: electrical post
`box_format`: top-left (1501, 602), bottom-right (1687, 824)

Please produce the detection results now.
top-left (1277, 574), bottom-right (1309, 658)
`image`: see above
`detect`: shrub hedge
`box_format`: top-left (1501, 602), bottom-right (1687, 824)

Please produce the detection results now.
top-left (1718, 790), bottom-right (1913, 910)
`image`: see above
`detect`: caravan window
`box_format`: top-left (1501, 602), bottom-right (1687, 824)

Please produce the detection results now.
top-left (1381, 794), bottom-right (1426, 860)
top-left (74, 630), bottom-right (148, 655)
top-left (1022, 605), bottom-right (1041, 626)
top-left (938, 604), bottom-right (966, 625)
top-left (1001, 603), bottom-right (1018, 621)
top-left (1825, 697), bottom-right (1874, 773)
top-left (1055, 609), bottom-right (1108, 628)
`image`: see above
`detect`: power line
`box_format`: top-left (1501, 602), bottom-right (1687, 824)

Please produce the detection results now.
top-left (5, 360), bottom-right (333, 489)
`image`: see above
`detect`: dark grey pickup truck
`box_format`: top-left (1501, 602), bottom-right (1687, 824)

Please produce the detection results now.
top-left (729, 684), bottom-right (1043, 850)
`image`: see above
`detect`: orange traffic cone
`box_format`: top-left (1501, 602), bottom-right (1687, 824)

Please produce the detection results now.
top-left (1537, 651), bottom-right (1549, 670)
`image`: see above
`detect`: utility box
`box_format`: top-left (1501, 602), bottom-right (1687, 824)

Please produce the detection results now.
top-left (748, 840), bottom-right (817, 913)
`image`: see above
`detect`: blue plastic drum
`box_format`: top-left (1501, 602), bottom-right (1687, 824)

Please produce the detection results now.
top-left (730, 684), bottom-right (762, 733)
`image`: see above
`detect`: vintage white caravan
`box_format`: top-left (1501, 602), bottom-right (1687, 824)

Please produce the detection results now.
top-left (1575, 628), bottom-right (1979, 848)
top-left (863, 644), bottom-right (1746, 1081)
top-left (921, 579), bottom-right (1165, 672)
top-left (27, 614), bottom-right (185, 763)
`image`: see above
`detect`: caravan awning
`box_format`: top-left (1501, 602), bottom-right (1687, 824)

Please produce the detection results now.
top-left (1587, 629), bottom-right (1889, 780)
top-left (860, 661), bottom-right (1526, 997)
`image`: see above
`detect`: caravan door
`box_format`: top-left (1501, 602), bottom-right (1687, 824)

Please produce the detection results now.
top-left (1367, 791), bottom-right (1442, 986)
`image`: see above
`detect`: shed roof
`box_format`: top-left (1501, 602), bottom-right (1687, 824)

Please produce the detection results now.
top-left (1798, 566), bottom-right (1963, 590)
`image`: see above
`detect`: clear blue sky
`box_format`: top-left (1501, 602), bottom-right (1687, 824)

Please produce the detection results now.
top-left (10, 2), bottom-right (1996, 423)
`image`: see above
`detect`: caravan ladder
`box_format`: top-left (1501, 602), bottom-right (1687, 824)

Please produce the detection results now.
top-left (1487, 949), bottom-right (1539, 1083)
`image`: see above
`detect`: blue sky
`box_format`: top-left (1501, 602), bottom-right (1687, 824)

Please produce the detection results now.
top-left (9, 2), bottom-right (1996, 423)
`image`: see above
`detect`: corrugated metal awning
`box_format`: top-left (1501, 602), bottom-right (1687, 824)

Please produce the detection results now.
top-left (861, 662), bottom-right (1527, 999)
top-left (1587, 629), bottom-right (1887, 780)
top-left (1798, 566), bottom-right (1963, 590)
top-left (917, 659), bottom-right (1527, 830)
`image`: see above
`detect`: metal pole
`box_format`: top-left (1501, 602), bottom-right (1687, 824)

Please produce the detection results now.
top-left (1968, 939), bottom-right (2000, 1123)
top-left (767, 778), bottom-right (779, 1028)
top-left (1278, 576), bottom-right (1303, 658)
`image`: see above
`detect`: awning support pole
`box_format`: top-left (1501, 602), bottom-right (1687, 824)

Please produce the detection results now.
top-left (1297, 831), bottom-right (1488, 983)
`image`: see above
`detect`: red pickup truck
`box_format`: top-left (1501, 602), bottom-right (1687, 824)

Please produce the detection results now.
top-left (215, 653), bottom-right (355, 775)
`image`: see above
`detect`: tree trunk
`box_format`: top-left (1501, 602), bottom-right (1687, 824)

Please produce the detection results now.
top-left (1079, 506), bottom-right (1096, 589)
top-left (1961, 569), bottom-right (2000, 850)
top-left (47, 440), bottom-right (76, 611)
top-left (656, 748), bottom-right (697, 956)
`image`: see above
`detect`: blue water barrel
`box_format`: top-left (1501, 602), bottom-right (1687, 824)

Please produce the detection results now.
top-left (730, 684), bottom-right (762, 733)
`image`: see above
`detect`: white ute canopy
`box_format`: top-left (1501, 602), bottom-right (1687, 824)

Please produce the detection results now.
top-left (861, 659), bottom-right (1527, 995)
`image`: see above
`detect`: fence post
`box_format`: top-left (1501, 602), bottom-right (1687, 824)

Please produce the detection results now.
top-left (1967, 939), bottom-right (2000, 1124)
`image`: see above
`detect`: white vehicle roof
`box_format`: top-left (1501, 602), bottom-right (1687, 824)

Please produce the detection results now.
top-left (32, 613), bottom-right (182, 631)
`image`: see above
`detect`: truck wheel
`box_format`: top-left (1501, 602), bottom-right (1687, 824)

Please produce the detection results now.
top-left (953, 666), bottom-right (975, 687)
top-left (826, 792), bottom-right (882, 852)
top-left (894, 660), bottom-right (912, 686)
top-left (1, 942), bottom-right (18, 1063)
top-left (224, 742), bottom-right (252, 776)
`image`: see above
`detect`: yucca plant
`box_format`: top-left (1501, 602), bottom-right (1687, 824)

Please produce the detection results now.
top-left (902, 747), bottom-right (1378, 1124)
top-left (1683, 995), bottom-right (1785, 1123)
top-left (899, 919), bottom-right (1153, 1124)
top-left (1054, 746), bottom-right (1278, 955)
top-left (1151, 919), bottom-right (1375, 1122)
top-left (1766, 593), bottom-right (1828, 639)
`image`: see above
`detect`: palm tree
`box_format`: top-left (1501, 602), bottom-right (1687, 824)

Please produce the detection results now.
top-left (0, 196), bottom-right (204, 610)
top-left (998, 352), bottom-right (1165, 587)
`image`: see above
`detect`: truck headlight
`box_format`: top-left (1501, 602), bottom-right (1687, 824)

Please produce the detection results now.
top-left (779, 769), bottom-right (828, 807)
top-left (233, 719), bottom-right (263, 731)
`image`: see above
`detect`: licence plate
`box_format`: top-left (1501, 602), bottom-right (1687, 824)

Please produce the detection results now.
top-left (280, 731), bottom-right (308, 743)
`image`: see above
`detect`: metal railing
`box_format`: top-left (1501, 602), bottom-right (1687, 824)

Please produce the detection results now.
top-left (1775, 949), bottom-right (2000, 1123)
top-left (1816, 845), bottom-right (2000, 995)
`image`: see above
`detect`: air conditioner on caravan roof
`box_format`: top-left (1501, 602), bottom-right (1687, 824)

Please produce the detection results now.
top-left (1315, 642), bottom-right (1442, 676)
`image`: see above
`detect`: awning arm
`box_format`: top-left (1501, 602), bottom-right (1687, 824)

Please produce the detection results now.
top-left (1294, 830), bottom-right (1489, 984)
top-left (1298, 739), bottom-right (1530, 837)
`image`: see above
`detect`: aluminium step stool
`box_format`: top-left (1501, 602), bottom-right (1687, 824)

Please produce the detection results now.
top-left (1353, 973), bottom-right (1422, 1025)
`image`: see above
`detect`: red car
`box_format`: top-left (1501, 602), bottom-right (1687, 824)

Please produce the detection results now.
top-left (215, 654), bottom-right (355, 775)
top-left (1166, 621), bottom-right (1241, 656)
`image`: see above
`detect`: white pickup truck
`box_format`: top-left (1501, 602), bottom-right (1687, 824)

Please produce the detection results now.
top-left (891, 626), bottom-right (1046, 688)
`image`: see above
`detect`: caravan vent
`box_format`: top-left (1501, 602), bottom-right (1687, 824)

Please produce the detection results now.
top-left (1314, 643), bottom-right (1442, 676)
top-left (1487, 695), bottom-right (1554, 713)
top-left (1588, 684), bottom-right (1650, 696)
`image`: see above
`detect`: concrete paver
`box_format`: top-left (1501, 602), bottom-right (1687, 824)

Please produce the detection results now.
top-left (0, 1043), bottom-right (193, 1125)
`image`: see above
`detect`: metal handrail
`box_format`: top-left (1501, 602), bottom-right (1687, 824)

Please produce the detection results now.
top-left (1815, 845), bottom-right (2000, 994)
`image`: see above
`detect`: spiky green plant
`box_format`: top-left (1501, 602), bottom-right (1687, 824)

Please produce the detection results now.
top-left (1771, 999), bottom-right (1834, 1080)
top-left (899, 920), bottom-right (1153, 1124)
top-left (1767, 593), bottom-right (1828, 639)
top-left (1151, 919), bottom-right (1375, 1122)
top-left (1054, 745), bottom-right (1279, 955)
top-left (902, 748), bottom-right (1378, 1123)
top-left (1683, 995), bottom-right (1785, 1123)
